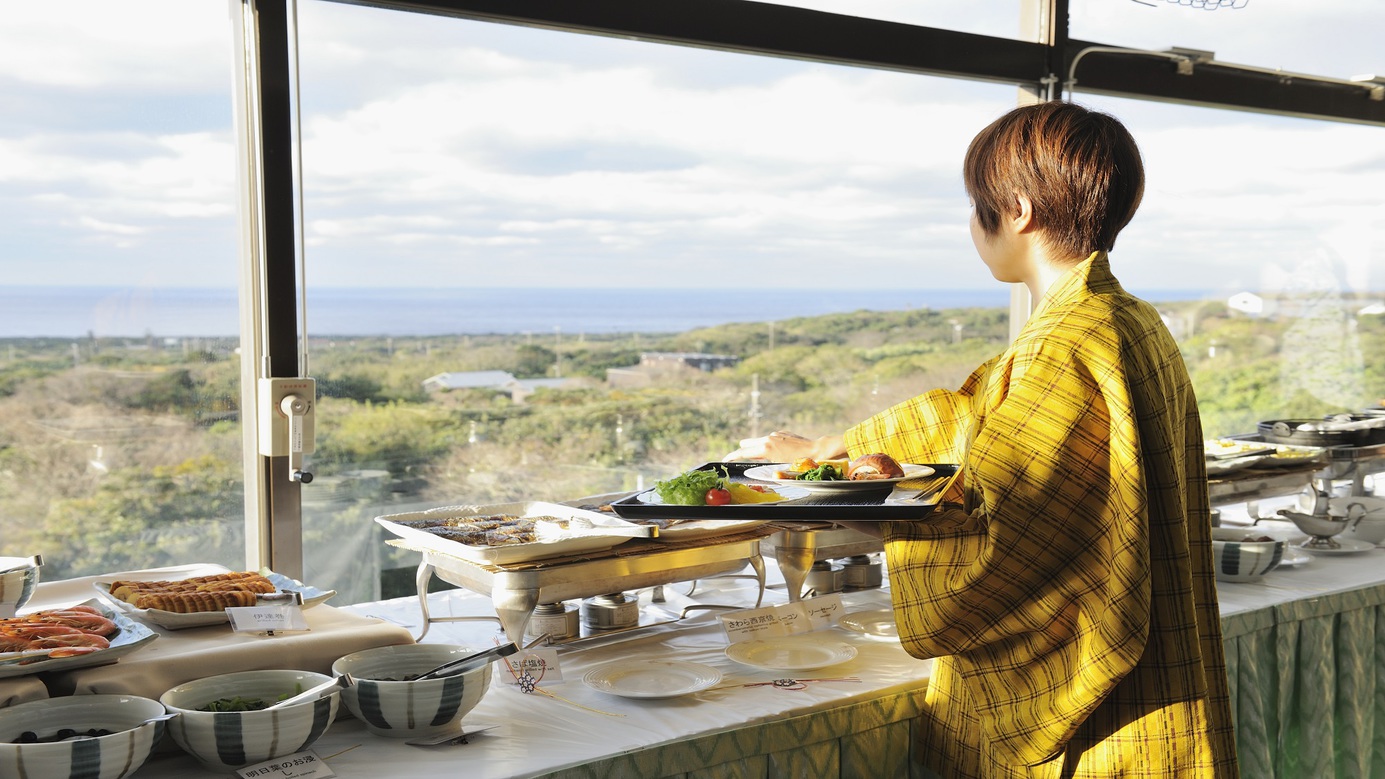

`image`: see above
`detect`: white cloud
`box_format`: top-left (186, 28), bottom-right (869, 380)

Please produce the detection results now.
top-left (0, 0), bottom-right (1381, 298)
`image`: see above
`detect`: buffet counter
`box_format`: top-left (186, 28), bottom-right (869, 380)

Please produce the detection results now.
top-left (6, 529), bottom-right (1384, 778)
top-left (0, 564), bottom-right (415, 707)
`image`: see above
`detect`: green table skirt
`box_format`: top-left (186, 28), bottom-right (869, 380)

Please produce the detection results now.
top-left (537, 584), bottom-right (1385, 779)
top-left (1222, 582), bottom-right (1385, 779)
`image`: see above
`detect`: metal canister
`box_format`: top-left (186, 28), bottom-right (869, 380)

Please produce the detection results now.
top-left (804, 560), bottom-right (844, 596)
top-left (839, 554), bottom-right (883, 589)
top-left (582, 593), bottom-right (640, 631)
top-left (525, 601), bottom-right (580, 643)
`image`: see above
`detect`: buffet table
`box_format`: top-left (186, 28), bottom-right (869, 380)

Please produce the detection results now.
top-left (0, 564), bottom-right (415, 707)
top-left (5, 529), bottom-right (1384, 778)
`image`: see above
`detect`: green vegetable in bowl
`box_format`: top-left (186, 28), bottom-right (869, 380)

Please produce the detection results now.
top-left (196, 684), bottom-right (304, 712)
top-left (654, 468), bottom-right (725, 506)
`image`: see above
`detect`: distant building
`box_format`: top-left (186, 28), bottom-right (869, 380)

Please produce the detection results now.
top-left (1227, 292), bottom-right (1265, 315)
top-left (422, 370), bottom-right (519, 392)
top-left (422, 370), bottom-right (577, 403)
top-left (607, 351), bottom-right (739, 388)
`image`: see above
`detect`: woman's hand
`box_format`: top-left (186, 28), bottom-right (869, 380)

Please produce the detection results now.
top-left (723, 431), bottom-right (846, 463)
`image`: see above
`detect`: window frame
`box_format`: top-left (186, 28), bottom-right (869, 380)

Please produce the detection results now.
top-left (229, 0), bottom-right (1384, 577)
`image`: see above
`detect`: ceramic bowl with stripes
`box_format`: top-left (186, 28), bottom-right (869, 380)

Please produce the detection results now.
top-left (331, 644), bottom-right (493, 739)
top-left (159, 669), bottom-right (340, 772)
top-left (1210, 527), bottom-right (1287, 582)
top-left (0, 694), bottom-right (167, 779)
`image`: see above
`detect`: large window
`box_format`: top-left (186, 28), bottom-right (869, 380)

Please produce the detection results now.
top-left (290, 2), bottom-right (1020, 601)
top-left (0, 1), bottom-right (243, 579)
top-left (3, 0), bottom-right (1379, 601)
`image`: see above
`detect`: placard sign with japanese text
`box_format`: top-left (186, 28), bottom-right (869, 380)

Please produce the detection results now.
top-left (719, 594), bottom-right (844, 644)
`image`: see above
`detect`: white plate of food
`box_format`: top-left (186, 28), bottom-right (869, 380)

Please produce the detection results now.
top-left (0, 599), bottom-right (157, 678)
top-left (1204, 439), bottom-right (1276, 460)
top-left (1251, 444), bottom-right (1327, 468)
top-left (94, 571), bottom-right (335, 630)
top-left (837, 608), bottom-right (899, 640)
top-left (743, 463), bottom-right (934, 492)
top-left (724, 635), bottom-right (858, 671)
top-left (582, 659), bottom-right (723, 699)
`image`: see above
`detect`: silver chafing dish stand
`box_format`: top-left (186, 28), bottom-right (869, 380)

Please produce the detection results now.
top-left (763, 522), bottom-right (883, 602)
top-left (390, 529), bottom-right (769, 646)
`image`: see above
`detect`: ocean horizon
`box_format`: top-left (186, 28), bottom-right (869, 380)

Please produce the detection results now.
top-left (1, 285), bottom-right (1217, 339)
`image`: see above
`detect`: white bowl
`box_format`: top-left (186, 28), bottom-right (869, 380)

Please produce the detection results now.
top-left (0, 556), bottom-right (41, 615)
top-left (1210, 527), bottom-right (1287, 582)
top-left (331, 644), bottom-right (493, 739)
top-left (0, 694), bottom-right (167, 779)
top-left (159, 669), bottom-right (339, 772)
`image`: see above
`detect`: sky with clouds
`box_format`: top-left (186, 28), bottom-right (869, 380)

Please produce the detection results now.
top-left (2, 0), bottom-right (1382, 297)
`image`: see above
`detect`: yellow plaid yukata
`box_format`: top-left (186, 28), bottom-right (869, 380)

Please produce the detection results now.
top-left (846, 253), bottom-right (1238, 778)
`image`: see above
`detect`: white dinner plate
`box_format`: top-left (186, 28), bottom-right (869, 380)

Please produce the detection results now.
top-left (1299, 538), bottom-right (1377, 555)
top-left (743, 463), bottom-right (934, 492)
top-left (1278, 546), bottom-right (1312, 567)
top-left (837, 609), bottom-right (898, 640)
top-left (724, 635), bottom-right (858, 671)
top-left (582, 659), bottom-right (723, 699)
top-left (635, 485), bottom-right (810, 506)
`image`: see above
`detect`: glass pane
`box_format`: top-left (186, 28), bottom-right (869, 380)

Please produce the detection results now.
top-left (1070, 0), bottom-right (1384, 78)
top-left (0, 2), bottom-right (243, 580)
top-left (1073, 93), bottom-right (1385, 436)
top-left (293, 2), bottom-right (1019, 603)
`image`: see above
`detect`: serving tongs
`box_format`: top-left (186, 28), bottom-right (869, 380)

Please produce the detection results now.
top-left (413, 642), bottom-right (518, 681)
top-left (264, 674), bottom-right (355, 710)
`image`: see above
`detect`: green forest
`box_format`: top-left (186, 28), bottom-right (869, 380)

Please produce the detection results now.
top-left (2, 296), bottom-right (1381, 601)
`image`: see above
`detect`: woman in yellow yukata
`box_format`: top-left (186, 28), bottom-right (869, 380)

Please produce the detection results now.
top-left (727, 102), bottom-right (1239, 778)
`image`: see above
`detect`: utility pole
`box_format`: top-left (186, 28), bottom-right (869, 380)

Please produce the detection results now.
top-left (749, 373), bottom-right (762, 437)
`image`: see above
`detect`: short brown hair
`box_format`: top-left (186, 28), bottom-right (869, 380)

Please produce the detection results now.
top-left (963, 101), bottom-right (1144, 259)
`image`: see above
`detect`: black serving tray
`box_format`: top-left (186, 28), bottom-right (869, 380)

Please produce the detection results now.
top-left (609, 461), bottom-right (960, 522)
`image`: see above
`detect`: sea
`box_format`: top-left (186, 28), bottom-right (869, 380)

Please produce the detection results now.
top-left (0, 286), bottom-right (1212, 339)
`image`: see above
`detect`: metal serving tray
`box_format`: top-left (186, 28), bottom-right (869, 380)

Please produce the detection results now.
top-left (398, 529), bottom-right (769, 645)
top-left (610, 461), bottom-right (959, 521)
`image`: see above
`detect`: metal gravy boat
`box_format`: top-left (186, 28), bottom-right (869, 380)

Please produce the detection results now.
top-left (1277, 487), bottom-right (1351, 549)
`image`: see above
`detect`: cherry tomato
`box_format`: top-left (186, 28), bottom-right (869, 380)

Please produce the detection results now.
top-left (704, 488), bottom-right (732, 506)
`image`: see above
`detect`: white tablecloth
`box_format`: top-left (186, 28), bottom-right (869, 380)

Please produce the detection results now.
top-left (134, 561), bottom-right (932, 778)
top-left (22, 525), bottom-right (1385, 779)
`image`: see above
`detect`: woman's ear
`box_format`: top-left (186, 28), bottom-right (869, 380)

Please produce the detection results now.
top-left (1012, 193), bottom-right (1035, 233)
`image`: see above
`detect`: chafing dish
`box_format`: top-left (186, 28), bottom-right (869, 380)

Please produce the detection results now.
top-left (391, 529), bottom-right (770, 645)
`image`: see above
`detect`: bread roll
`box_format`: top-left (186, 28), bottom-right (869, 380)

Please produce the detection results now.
top-left (847, 453), bottom-right (905, 480)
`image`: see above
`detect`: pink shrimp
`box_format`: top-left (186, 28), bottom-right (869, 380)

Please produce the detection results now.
top-left (19, 609), bottom-right (118, 636)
